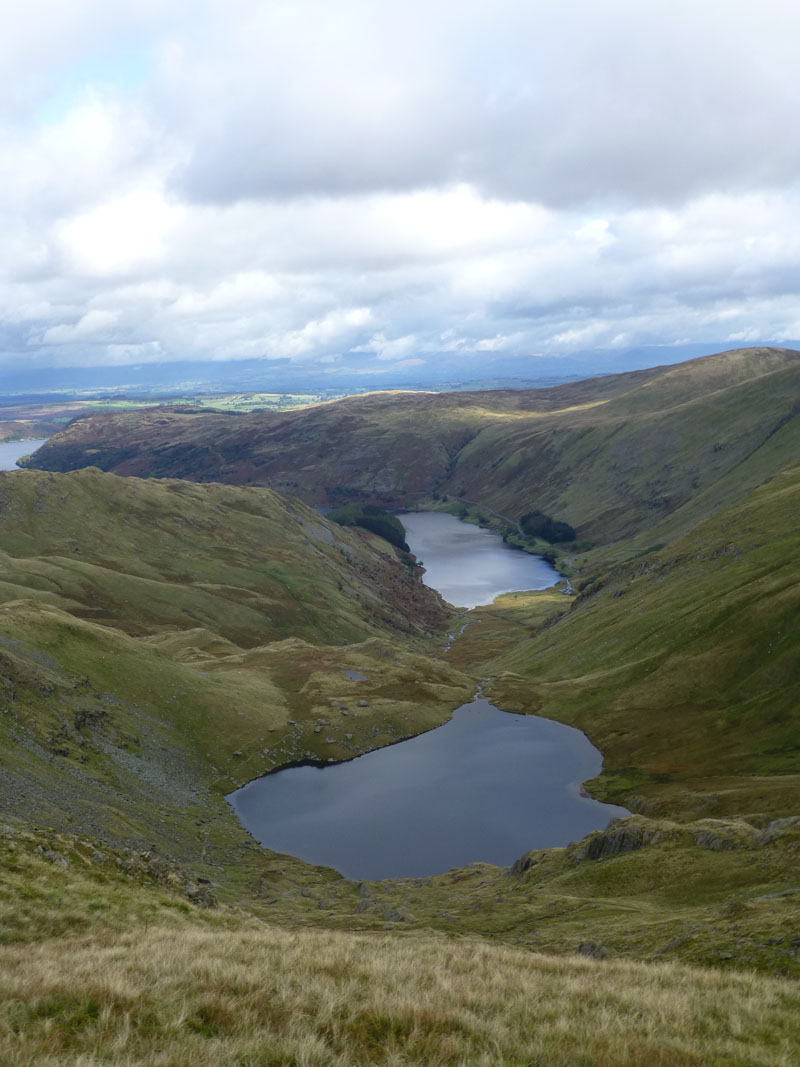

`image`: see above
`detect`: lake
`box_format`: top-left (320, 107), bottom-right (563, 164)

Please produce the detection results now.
top-left (398, 510), bottom-right (560, 608)
top-left (229, 695), bottom-right (629, 880)
top-left (228, 511), bottom-right (626, 879)
top-left (0, 439), bottom-right (49, 471)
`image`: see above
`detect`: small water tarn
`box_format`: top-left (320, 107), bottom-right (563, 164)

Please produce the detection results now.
top-left (229, 695), bottom-right (629, 880)
top-left (398, 510), bottom-right (560, 608)
top-left (228, 511), bottom-right (626, 879)
top-left (0, 439), bottom-right (49, 471)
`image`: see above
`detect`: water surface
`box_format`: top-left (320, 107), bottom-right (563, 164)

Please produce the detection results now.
top-left (229, 697), bottom-right (628, 880)
top-left (399, 511), bottom-right (559, 608)
top-left (0, 439), bottom-right (48, 470)
top-left (228, 509), bottom-right (625, 880)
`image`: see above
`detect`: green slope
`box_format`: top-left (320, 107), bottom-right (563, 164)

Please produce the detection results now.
top-left (0, 468), bottom-right (473, 877)
top-left (0, 467), bottom-right (447, 645)
top-left (480, 462), bottom-right (800, 817)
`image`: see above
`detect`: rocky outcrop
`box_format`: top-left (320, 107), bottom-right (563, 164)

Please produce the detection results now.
top-left (756, 816), bottom-right (800, 846)
top-left (572, 817), bottom-right (664, 861)
top-left (690, 820), bottom-right (760, 851)
top-left (577, 941), bottom-right (609, 960)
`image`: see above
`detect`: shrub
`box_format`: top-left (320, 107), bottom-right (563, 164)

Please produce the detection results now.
top-left (519, 510), bottom-right (576, 543)
top-left (327, 504), bottom-right (409, 551)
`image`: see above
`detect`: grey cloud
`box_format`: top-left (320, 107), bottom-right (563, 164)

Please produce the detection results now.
top-left (4, 1), bottom-right (800, 376)
top-left (157, 0), bottom-right (800, 209)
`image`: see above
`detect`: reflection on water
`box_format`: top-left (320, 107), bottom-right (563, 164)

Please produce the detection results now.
top-left (399, 511), bottom-right (560, 608)
top-left (228, 697), bottom-right (628, 880)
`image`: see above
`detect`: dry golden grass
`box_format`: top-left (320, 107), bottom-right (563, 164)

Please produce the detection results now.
top-left (1, 922), bottom-right (797, 1066)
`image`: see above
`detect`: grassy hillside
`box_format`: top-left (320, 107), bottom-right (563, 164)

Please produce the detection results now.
top-left (26, 346), bottom-right (800, 546)
top-left (0, 467), bottom-right (447, 644)
top-left (455, 462), bottom-right (800, 821)
top-left (2, 823), bottom-right (799, 1066)
top-left (3, 352), bottom-right (799, 1060)
top-left (0, 468), bottom-right (475, 881)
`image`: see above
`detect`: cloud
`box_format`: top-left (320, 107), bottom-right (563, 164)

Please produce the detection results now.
top-left (55, 188), bottom-right (181, 278)
top-left (2, 1), bottom-right (800, 377)
top-left (356, 334), bottom-right (419, 362)
top-left (155, 0), bottom-right (800, 208)
top-left (40, 309), bottom-right (119, 345)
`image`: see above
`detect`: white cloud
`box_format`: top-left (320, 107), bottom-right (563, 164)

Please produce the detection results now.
top-left (261, 308), bottom-right (374, 362)
top-left (55, 188), bottom-right (181, 277)
top-left (357, 334), bottom-right (418, 362)
top-left (1, 1), bottom-right (800, 377)
top-left (40, 309), bottom-right (119, 345)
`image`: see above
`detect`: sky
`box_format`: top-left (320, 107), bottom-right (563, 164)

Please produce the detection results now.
top-left (2, 0), bottom-right (800, 384)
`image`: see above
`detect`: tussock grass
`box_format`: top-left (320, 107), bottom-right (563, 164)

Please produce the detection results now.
top-left (1, 922), bottom-right (797, 1066)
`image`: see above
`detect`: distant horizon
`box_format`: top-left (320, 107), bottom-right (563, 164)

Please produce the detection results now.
top-left (2, 339), bottom-right (799, 400)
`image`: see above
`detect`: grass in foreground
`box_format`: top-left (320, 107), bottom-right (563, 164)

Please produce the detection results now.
top-left (1, 922), bottom-right (798, 1067)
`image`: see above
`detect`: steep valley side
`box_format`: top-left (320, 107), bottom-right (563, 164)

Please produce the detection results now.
top-left (26, 346), bottom-right (800, 550)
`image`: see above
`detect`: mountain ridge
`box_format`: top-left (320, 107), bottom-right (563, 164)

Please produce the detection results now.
top-left (26, 346), bottom-right (800, 548)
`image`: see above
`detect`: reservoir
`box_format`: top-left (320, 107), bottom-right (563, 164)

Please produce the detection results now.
top-left (0, 438), bottom-right (49, 471)
top-left (398, 510), bottom-right (560, 608)
top-left (229, 695), bottom-right (629, 879)
top-left (228, 512), bottom-right (627, 879)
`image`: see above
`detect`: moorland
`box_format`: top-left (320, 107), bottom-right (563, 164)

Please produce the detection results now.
top-left (0, 345), bottom-right (798, 1065)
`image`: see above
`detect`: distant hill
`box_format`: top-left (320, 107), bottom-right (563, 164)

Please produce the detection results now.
top-left (28, 346), bottom-right (800, 546)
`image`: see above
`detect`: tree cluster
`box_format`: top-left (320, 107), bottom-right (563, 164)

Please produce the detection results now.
top-left (327, 503), bottom-right (410, 551)
top-left (519, 510), bottom-right (575, 543)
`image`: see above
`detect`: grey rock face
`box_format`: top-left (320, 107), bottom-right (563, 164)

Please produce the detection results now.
top-left (508, 852), bottom-right (533, 876)
top-left (38, 848), bottom-right (69, 869)
top-left (757, 816), bottom-right (800, 846)
top-left (185, 884), bottom-right (218, 909)
top-left (574, 822), bottom-right (654, 861)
